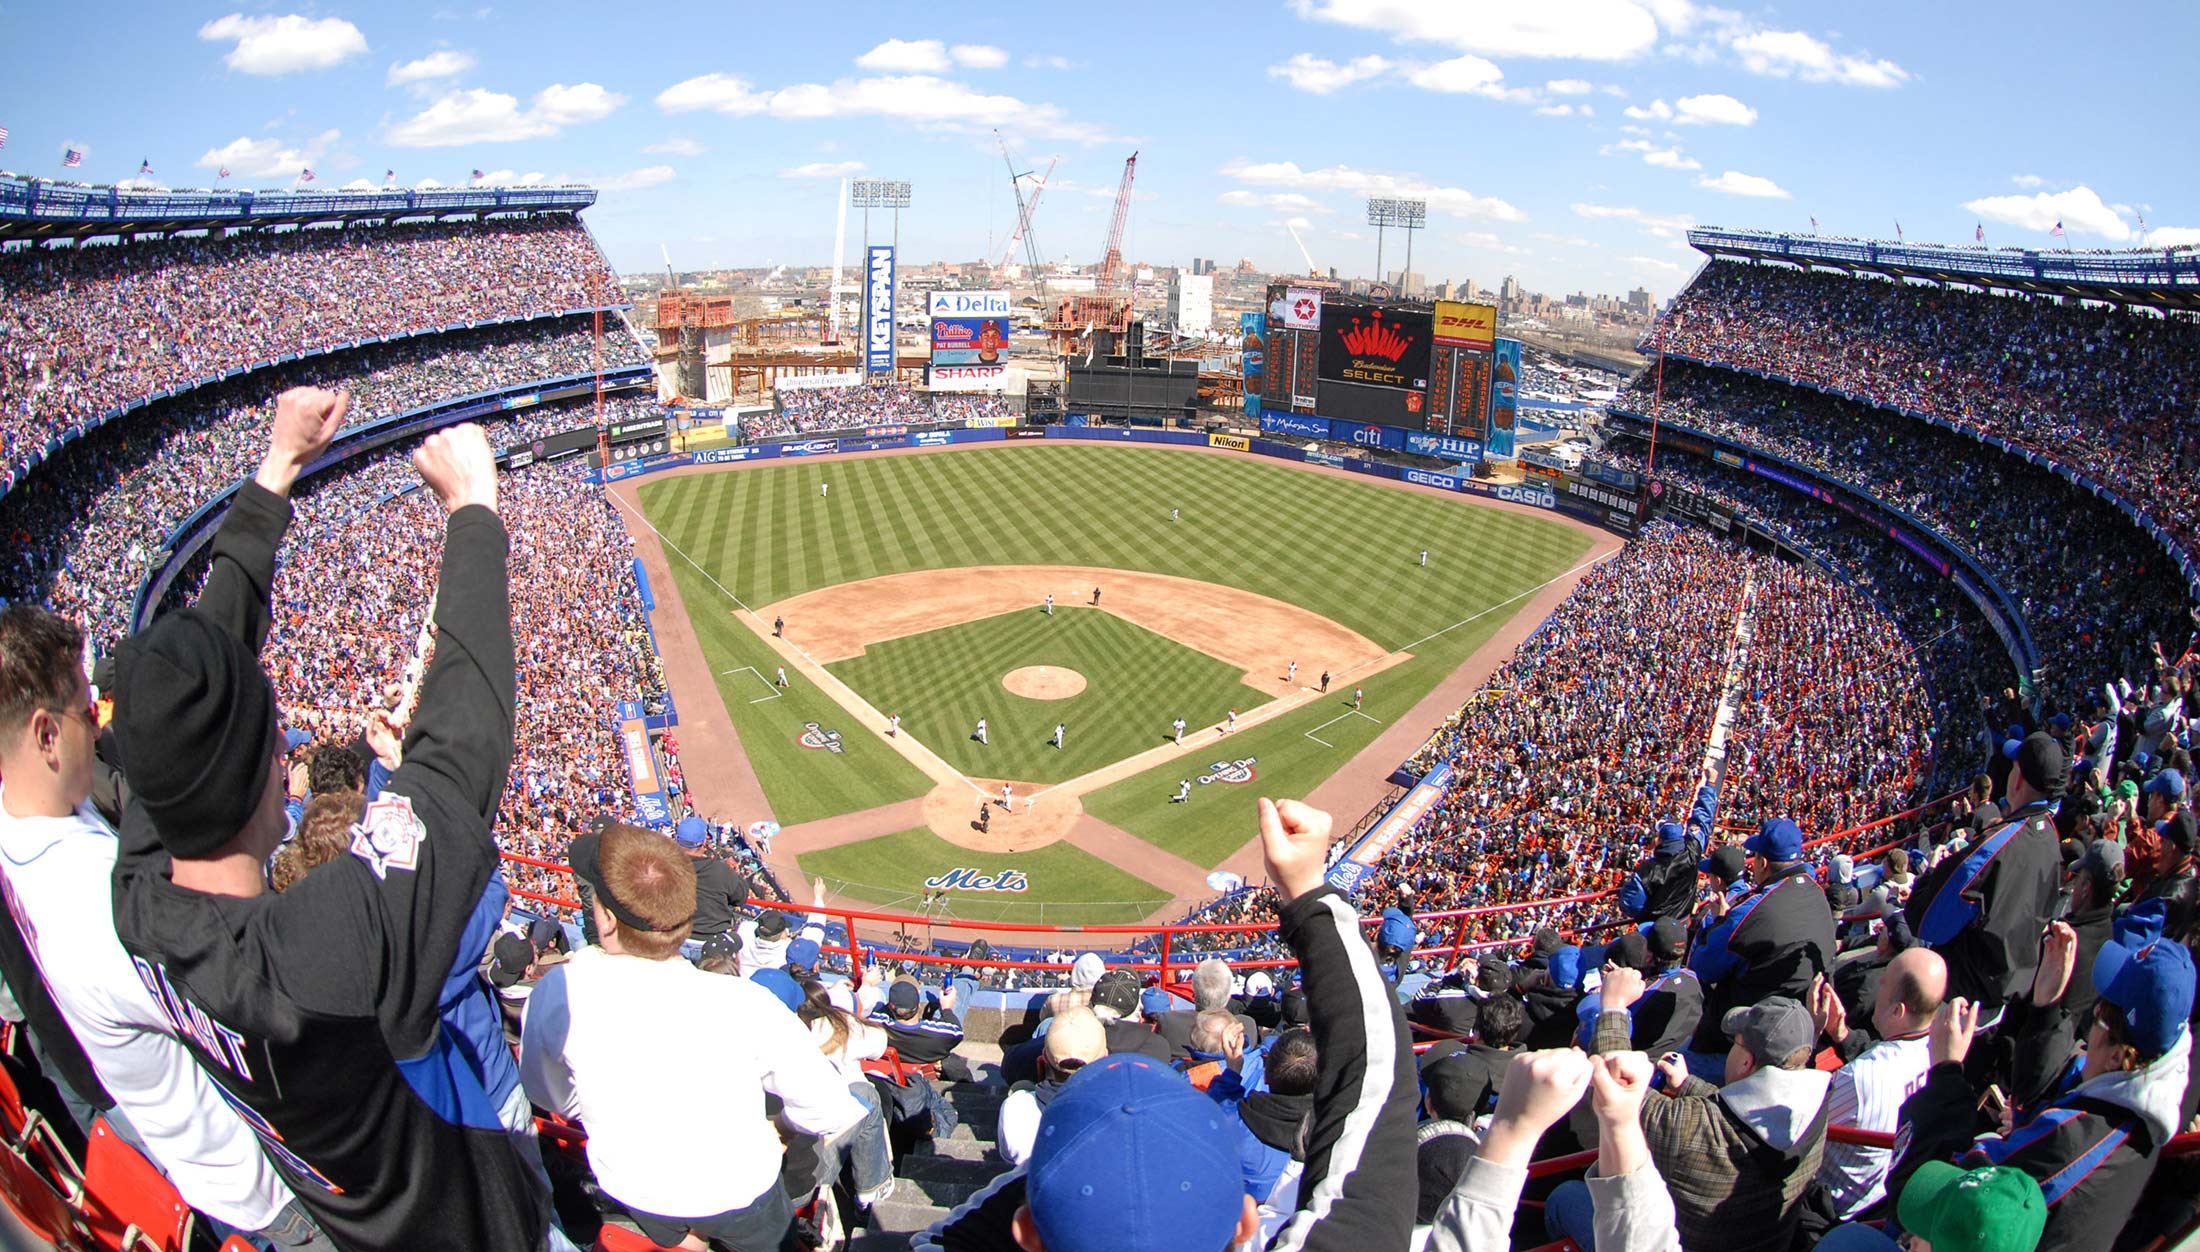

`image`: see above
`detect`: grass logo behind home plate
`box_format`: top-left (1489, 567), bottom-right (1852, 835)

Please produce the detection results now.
top-left (924, 868), bottom-right (1030, 892)
top-left (1198, 756), bottom-right (1259, 786)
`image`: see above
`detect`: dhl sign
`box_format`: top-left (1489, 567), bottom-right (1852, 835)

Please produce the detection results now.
top-left (1432, 300), bottom-right (1498, 350)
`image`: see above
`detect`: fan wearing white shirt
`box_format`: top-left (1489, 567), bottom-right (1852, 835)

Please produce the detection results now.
top-left (0, 604), bottom-right (322, 1247)
top-left (1810, 947), bottom-right (1947, 1218)
top-left (520, 822), bottom-right (864, 1251)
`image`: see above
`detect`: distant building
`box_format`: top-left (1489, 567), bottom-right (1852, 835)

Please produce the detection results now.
top-left (1627, 286), bottom-right (1653, 316)
top-left (1500, 275), bottom-right (1522, 305)
top-left (1169, 272), bottom-right (1214, 334)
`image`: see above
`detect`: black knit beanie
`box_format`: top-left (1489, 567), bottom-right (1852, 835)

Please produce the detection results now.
top-left (111, 608), bottom-right (280, 859)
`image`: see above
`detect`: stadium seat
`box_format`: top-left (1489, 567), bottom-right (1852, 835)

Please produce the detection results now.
top-left (78, 1117), bottom-right (192, 1252)
top-left (0, 1136), bottom-right (90, 1250)
top-left (592, 1226), bottom-right (676, 1252)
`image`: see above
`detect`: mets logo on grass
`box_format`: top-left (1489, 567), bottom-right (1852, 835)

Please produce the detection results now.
top-left (924, 868), bottom-right (1030, 892)
top-left (796, 722), bottom-right (846, 754)
top-left (1198, 757), bottom-right (1259, 786)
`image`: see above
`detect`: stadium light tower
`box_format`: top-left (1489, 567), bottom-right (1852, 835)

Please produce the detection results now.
top-left (851, 178), bottom-right (914, 260)
top-left (1366, 196), bottom-right (1427, 293)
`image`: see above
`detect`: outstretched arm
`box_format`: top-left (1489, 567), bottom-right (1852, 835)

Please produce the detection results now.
top-left (193, 387), bottom-right (348, 651)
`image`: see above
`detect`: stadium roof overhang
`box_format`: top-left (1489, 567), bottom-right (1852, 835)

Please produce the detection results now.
top-left (0, 177), bottom-right (598, 244)
top-left (1689, 227), bottom-right (2200, 313)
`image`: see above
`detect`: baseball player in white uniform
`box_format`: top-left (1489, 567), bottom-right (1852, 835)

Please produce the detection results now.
top-left (1172, 717), bottom-right (1186, 745)
top-left (974, 717), bottom-right (989, 745)
top-left (1173, 779), bottom-right (1191, 803)
top-left (1225, 709), bottom-right (1237, 734)
top-left (775, 665), bottom-right (789, 688)
top-left (821, 481), bottom-right (830, 498)
top-left (888, 713), bottom-right (900, 736)
top-left (1000, 783), bottom-right (1014, 810)
top-left (1287, 660), bottom-right (1298, 683)
top-left (1420, 549), bottom-right (1428, 567)
top-left (1171, 507), bottom-right (1180, 523)
top-left (1051, 723), bottom-right (1065, 749)
top-left (1044, 593), bottom-right (1054, 616)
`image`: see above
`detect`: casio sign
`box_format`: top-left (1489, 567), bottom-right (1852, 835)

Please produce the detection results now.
top-left (1494, 484), bottom-right (1555, 508)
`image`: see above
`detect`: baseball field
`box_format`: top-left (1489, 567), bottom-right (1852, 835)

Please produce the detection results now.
top-left (620, 441), bottom-right (1604, 923)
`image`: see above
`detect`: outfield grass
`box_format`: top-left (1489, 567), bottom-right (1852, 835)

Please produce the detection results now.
top-left (639, 444), bottom-right (1593, 844)
top-left (798, 827), bottom-right (1172, 924)
top-left (829, 608), bottom-right (1269, 785)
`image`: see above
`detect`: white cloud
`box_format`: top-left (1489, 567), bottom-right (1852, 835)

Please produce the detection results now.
top-left (1291, 0), bottom-right (1660, 60)
top-left (196, 129), bottom-right (341, 178)
top-left (855, 39), bottom-right (951, 72)
top-left (1625, 99), bottom-right (1673, 121)
top-left (1536, 104), bottom-right (1582, 117)
top-left (340, 178), bottom-right (376, 190)
top-left (1532, 232), bottom-right (1595, 247)
top-left (645, 137), bottom-right (705, 156)
top-left (1619, 124), bottom-right (1652, 135)
top-left (2011, 174), bottom-right (2043, 188)
top-left (2143, 227), bottom-right (2200, 248)
top-left (385, 82), bottom-right (624, 146)
top-left (1545, 78), bottom-right (1595, 94)
top-left (1623, 254), bottom-right (1688, 271)
top-left (1219, 190), bottom-right (1333, 214)
top-left (1698, 170), bottom-right (1791, 198)
top-left (1963, 185), bottom-right (2131, 241)
top-left (1025, 54), bottom-right (1072, 69)
top-left (1731, 30), bottom-right (1907, 87)
top-left (199, 13), bottom-right (367, 75)
top-left (951, 44), bottom-right (1008, 68)
top-left (655, 71), bottom-right (1115, 143)
top-left (1221, 158), bottom-right (1524, 222)
top-left (781, 161), bottom-right (865, 178)
top-left (1406, 53), bottom-right (1505, 93)
top-left (1644, 147), bottom-right (1700, 170)
top-left (474, 169), bottom-right (517, 185)
top-left (414, 177), bottom-right (445, 189)
top-left (387, 50), bottom-right (475, 86)
top-left (1572, 202), bottom-right (1697, 237)
top-left (1460, 230), bottom-right (1530, 255)
top-left (1270, 52), bottom-right (1395, 94)
top-left (1673, 92), bottom-right (1755, 125)
top-left (599, 165), bottom-right (677, 192)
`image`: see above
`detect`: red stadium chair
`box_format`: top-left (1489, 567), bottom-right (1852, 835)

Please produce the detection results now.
top-left (592, 1226), bottom-right (676, 1251)
top-left (78, 1117), bottom-right (193, 1252)
top-left (0, 1128), bottom-right (92, 1250)
top-left (218, 1239), bottom-right (258, 1252)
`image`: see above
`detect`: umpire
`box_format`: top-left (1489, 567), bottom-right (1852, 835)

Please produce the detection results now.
top-left (108, 396), bottom-right (566, 1251)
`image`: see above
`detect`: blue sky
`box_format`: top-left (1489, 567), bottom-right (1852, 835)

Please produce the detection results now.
top-left (6, 1), bottom-right (2195, 300)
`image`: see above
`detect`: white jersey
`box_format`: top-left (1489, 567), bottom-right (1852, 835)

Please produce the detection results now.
top-left (1817, 1032), bottom-right (1932, 1218)
top-left (0, 792), bottom-right (297, 1230)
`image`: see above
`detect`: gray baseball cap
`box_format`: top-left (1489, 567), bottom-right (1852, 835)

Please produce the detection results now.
top-left (1720, 997), bottom-right (1815, 1065)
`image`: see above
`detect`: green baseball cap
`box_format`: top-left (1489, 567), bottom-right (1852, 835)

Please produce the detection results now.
top-left (1896, 1161), bottom-right (2046, 1252)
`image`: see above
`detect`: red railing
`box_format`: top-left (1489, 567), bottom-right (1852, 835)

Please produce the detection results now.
top-left (495, 785), bottom-right (1967, 986)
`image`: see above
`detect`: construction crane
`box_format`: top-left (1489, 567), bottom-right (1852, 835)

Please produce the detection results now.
top-left (1094, 151), bottom-right (1139, 292)
top-left (995, 130), bottom-right (1051, 300)
top-left (1285, 220), bottom-right (1320, 277)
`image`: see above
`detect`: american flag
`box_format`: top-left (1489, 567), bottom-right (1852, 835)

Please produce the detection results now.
top-left (0, 127), bottom-right (9, 150)
top-left (217, 166), bottom-right (230, 179)
top-left (1808, 215), bottom-right (1818, 232)
top-left (1975, 223), bottom-right (1984, 242)
top-left (61, 147), bottom-right (83, 168)
top-left (139, 158), bottom-right (153, 176)
top-left (471, 168), bottom-right (484, 180)
top-left (2049, 220), bottom-right (2066, 237)
top-left (299, 168), bottom-right (315, 182)
top-left (384, 169), bottom-right (396, 183)
top-left (1894, 220), bottom-right (1903, 240)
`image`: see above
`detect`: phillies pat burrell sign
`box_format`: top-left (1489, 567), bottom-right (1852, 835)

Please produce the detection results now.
top-left (924, 867), bottom-right (1030, 892)
top-left (864, 245), bottom-right (897, 376)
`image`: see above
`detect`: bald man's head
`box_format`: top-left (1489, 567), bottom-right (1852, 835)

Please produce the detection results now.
top-left (1874, 946), bottom-right (1948, 1038)
top-left (1044, 1007), bottom-right (1108, 1074)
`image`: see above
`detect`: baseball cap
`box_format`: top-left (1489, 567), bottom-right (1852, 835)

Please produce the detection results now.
top-left (1070, 952), bottom-right (1107, 988)
top-left (527, 917), bottom-right (566, 952)
top-left (698, 932), bottom-right (741, 966)
top-left (1647, 919), bottom-right (1688, 964)
top-left (2017, 732), bottom-right (2068, 799)
top-left (1025, 1056), bottom-right (1246, 1252)
top-left (1699, 845), bottom-right (1747, 884)
top-left (1648, 820), bottom-right (1687, 852)
top-left (1720, 996), bottom-right (1814, 1065)
top-left (2093, 924), bottom-right (2197, 1059)
top-left (1744, 818), bottom-right (1803, 862)
top-left (1245, 971), bottom-right (1276, 997)
top-left (283, 727), bottom-right (314, 753)
top-left (750, 966), bottom-right (804, 1012)
top-left (1415, 1120), bottom-right (1478, 1224)
top-left (1607, 931), bottom-right (1651, 974)
top-left (1896, 1162), bottom-right (2047, 1252)
top-left (2047, 711), bottom-right (2075, 734)
top-left (2160, 810), bottom-right (2198, 856)
top-left (887, 979), bottom-right (923, 1012)
top-left (754, 909), bottom-right (790, 937)
top-left (2144, 768), bottom-right (2187, 804)
top-left (487, 933), bottom-right (534, 988)
top-left (674, 815), bottom-right (710, 848)
top-left (1092, 970), bottom-right (1142, 1017)
top-left (785, 937), bottom-right (821, 969)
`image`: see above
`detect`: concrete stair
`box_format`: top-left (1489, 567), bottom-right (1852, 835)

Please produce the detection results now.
top-left (847, 1044), bottom-right (1013, 1251)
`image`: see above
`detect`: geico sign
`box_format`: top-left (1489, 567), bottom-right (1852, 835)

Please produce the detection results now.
top-left (1405, 469), bottom-right (1459, 490)
top-left (1494, 483), bottom-right (1555, 508)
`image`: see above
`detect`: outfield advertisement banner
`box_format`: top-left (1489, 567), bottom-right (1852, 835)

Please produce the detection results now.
top-left (1406, 431), bottom-right (1484, 461)
top-left (864, 245), bottom-right (897, 376)
top-left (927, 289), bottom-right (1011, 367)
top-left (1327, 763), bottom-right (1453, 893)
top-left (1240, 312), bottom-right (1266, 419)
top-left (1271, 286), bottom-right (1323, 331)
top-left (617, 705), bottom-right (671, 826)
top-left (1431, 300), bottom-right (1497, 350)
top-left (1208, 434), bottom-right (1251, 451)
top-left (927, 364), bottom-right (1011, 392)
top-left (1331, 420), bottom-right (1406, 453)
top-left (1485, 337), bottom-right (1521, 459)
top-left (1260, 412), bottom-right (1328, 440)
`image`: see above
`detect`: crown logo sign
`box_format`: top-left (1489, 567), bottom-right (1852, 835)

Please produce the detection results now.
top-left (1339, 310), bottom-right (1412, 362)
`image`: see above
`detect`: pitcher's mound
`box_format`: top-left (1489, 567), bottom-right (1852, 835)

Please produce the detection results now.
top-left (1003, 666), bottom-right (1086, 699)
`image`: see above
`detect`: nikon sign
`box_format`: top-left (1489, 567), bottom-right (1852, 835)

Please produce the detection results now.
top-left (864, 245), bottom-right (897, 376)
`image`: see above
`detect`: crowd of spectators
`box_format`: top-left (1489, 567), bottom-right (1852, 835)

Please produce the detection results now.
top-left (750, 385), bottom-right (1016, 440)
top-left (1653, 259), bottom-right (2200, 570)
top-left (0, 317), bottom-right (647, 653)
top-left (1615, 361), bottom-right (2190, 708)
top-left (0, 215), bottom-right (625, 477)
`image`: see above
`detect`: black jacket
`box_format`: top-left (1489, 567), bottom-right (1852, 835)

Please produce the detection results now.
top-left (1405, 975), bottom-right (1482, 1039)
top-left (1905, 802), bottom-right (2063, 1012)
top-left (1419, 1040), bottom-right (1513, 1122)
top-left (686, 854), bottom-right (748, 939)
top-left (1621, 847), bottom-right (1702, 923)
top-left (915, 886), bottom-right (1418, 1252)
top-left (1689, 865), bottom-right (1835, 1049)
top-left (110, 484), bottom-right (551, 1252)
top-left (1102, 1018), bottom-right (1174, 1065)
top-left (2135, 860), bottom-right (2199, 945)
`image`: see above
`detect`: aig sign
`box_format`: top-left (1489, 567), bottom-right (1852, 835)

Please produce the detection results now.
top-left (865, 245), bottom-right (897, 375)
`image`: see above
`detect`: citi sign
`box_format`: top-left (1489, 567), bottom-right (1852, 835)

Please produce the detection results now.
top-left (1348, 425), bottom-right (1387, 447)
top-left (865, 245), bottom-right (896, 374)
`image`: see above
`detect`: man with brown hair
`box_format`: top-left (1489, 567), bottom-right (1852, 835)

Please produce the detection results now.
top-left (520, 822), bottom-right (864, 1251)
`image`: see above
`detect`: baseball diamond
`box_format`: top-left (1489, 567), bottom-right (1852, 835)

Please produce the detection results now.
top-left (616, 440), bottom-right (1607, 920)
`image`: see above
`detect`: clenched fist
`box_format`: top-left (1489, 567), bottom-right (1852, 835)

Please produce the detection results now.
top-left (413, 424), bottom-right (498, 515)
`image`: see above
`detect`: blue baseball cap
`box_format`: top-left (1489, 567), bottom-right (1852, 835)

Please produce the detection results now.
top-left (749, 966), bottom-right (805, 1012)
top-left (674, 815), bottom-right (710, 848)
top-left (1745, 817), bottom-right (1803, 863)
top-left (2144, 769), bottom-right (2187, 804)
top-left (283, 727), bottom-right (314, 752)
top-left (2093, 925), bottom-right (2196, 1060)
top-left (785, 937), bottom-right (821, 969)
top-left (2002, 738), bottom-right (2024, 761)
top-left (2047, 712), bottom-right (2075, 734)
top-left (1649, 820), bottom-right (1687, 853)
top-left (1026, 1056), bottom-right (1246, 1252)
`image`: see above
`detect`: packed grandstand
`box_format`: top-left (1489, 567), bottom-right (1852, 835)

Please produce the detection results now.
top-left (1, 170), bottom-right (2198, 1252)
